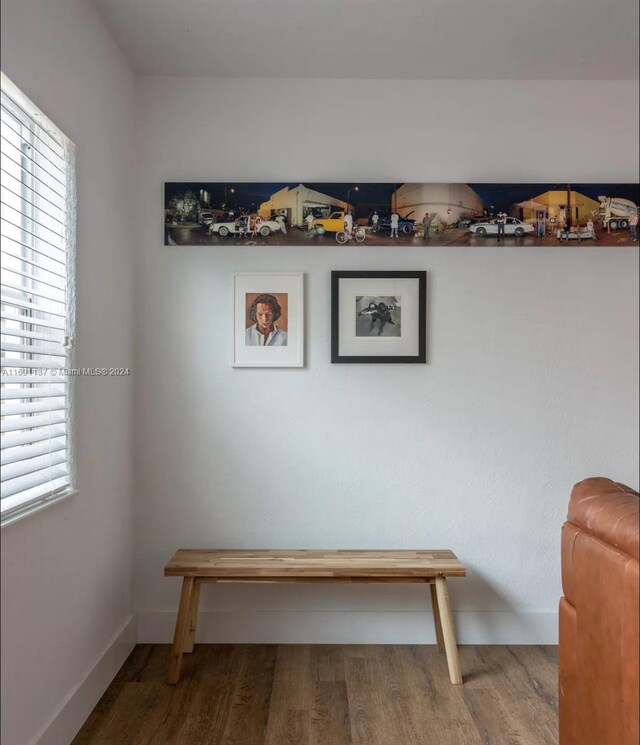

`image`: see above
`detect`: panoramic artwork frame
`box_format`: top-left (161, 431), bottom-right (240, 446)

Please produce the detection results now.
top-left (233, 273), bottom-right (304, 368)
top-left (331, 271), bottom-right (427, 364)
top-left (165, 182), bottom-right (640, 247)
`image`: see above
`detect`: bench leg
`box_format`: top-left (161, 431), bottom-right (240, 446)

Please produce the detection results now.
top-left (429, 582), bottom-right (446, 653)
top-left (185, 580), bottom-right (201, 654)
top-left (168, 577), bottom-right (194, 684)
top-left (434, 577), bottom-right (462, 685)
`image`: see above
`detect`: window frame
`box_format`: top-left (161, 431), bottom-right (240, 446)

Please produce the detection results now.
top-left (1, 71), bottom-right (77, 528)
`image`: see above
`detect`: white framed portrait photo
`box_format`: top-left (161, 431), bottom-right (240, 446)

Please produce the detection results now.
top-left (233, 273), bottom-right (304, 367)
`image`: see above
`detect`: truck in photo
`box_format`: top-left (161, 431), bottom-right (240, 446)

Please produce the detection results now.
top-left (595, 196), bottom-right (638, 231)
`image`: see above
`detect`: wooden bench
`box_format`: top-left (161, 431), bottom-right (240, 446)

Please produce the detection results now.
top-left (164, 549), bottom-right (466, 685)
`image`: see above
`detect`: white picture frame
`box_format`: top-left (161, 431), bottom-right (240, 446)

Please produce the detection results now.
top-left (233, 273), bottom-right (304, 367)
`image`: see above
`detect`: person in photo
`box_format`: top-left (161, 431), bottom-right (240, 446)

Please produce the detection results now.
top-left (306, 212), bottom-right (315, 232)
top-left (390, 211), bottom-right (399, 238)
top-left (236, 216), bottom-right (248, 238)
top-left (249, 214), bottom-right (258, 238)
top-left (422, 212), bottom-right (431, 240)
top-left (630, 210), bottom-right (639, 241)
top-left (358, 299), bottom-right (398, 336)
top-left (245, 294), bottom-right (288, 346)
top-left (344, 211), bottom-right (354, 237)
top-left (276, 213), bottom-right (288, 234)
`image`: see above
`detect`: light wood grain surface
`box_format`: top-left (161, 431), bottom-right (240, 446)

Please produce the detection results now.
top-left (164, 549), bottom-right (466, 685)
top-left (72, 644), bottom-right (558, 745)
top-left (165, 549), bottom-right (466, 578)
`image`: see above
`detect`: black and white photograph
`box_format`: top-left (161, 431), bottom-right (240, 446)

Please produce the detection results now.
top-left (355, 296), bottom-right (402, 338)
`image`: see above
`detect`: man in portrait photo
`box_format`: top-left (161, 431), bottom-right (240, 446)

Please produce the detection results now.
top-left (245, 293), bottom-right (288, 346)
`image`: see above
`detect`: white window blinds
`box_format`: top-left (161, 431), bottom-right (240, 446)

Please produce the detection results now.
top-left (1, 72), bottom-right (76, 526)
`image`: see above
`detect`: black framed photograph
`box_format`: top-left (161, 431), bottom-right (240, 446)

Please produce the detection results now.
top-left (331, 271), bottom-right (427, 363)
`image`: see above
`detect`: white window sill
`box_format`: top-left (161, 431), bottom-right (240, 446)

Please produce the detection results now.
top-left (1, 489), bottom-right (78, 529)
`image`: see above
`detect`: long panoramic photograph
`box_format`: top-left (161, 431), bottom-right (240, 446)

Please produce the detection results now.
top-left (164, 182), bottom-right (640, 247)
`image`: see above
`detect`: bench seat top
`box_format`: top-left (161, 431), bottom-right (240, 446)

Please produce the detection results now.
top-left (165, 549), bottom-right (465, 579)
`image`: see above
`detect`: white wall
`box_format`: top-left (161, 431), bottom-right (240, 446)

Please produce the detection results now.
top-left (0, 1), bottom-right (136, 743)
top-left (135, 78), bottom-right (639, 645)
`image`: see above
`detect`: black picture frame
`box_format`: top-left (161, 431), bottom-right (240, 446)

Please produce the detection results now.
top-left (331, 270), bottom-right (427, 363)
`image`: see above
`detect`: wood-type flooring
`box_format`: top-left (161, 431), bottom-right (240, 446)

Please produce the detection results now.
top-left (73, 644), bottom-right (558, 745)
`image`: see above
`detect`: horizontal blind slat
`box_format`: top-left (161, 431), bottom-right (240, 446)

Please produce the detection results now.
top-left (0, 325), bottom-right (65, 343)
top-left (0, 167), bottom-right (66, 218)
top-left (0, 159), bottom-right (66, 216)
top-left (1, 215), bottom-right (66, 255)
top-left (1, 265), bottom-right (68, 294)
top-left (0, 477), bottom-right (71, 516)
top-left (0, 202), bottom-right (66, 242)
top-left (1, 245), bottom-right (67, 280)
top-left (0, 107), bottom-right (65, 165)
top-left (1, 182), bottom-right (65, 228)
top-left (0, 132), bottom-right (67, 189)
top-left (1, 186), bottom-right (66, 228)
top-left (1, 291), bottom-right (67, 317)
top-left (0, 232), bottom-right (66, 269)
top-left (1, 307), bottom-right (67, 331)
top-left (0, 111), bottom-right (66, 175)
top-left (1, 339), bottom-right (68, 357)
top-left (1, 423), bottom-right (68, 449)
top-left (0, 411), bottom-right (67, 433)
top-left (0, 375), bottom-right (67, 385)
top-left (0, 138), bottom-right (67, 198)
top-left (1, 451), bottom-right (67, 483)
top-left (0, 170), bottom-right (66, 220)
top-left (1, 463), bottom-right (69, 499)
top-left (1, 278), bottom-right (67, 307)
top-left (0, 358), bottom-right (66, 371)
top-left (1, 92), bottom-right (66, 157)
top-left (1, 385), bottom-right (67, 400)
top-left (2, 275), bottom-right (67, 303)
top-left (1, 200), bottom-right (67, 250)
top-left (1, 398), bottom-right (67, 417)
top-left (1, 436), bottom-right (67, 466)
top-left (1, 100), bottom-right (66, 153)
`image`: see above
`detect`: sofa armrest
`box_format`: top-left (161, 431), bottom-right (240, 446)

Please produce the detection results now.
top-left (568, 477), bottom-right (639, 560)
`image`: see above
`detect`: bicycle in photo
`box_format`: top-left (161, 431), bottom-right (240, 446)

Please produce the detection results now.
top-left (336, 226), bottom-right (367, 244)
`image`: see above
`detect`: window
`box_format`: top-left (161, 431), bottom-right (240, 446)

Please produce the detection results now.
top-left (1, 72), bottom-right (76, 526)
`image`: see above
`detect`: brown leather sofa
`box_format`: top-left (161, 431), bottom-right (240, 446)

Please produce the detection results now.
top-left (559, 477), bottom-right (639, 745)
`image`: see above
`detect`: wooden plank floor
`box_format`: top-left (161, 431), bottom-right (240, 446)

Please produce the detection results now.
top-left (73, 644), bottom-right (558, 745)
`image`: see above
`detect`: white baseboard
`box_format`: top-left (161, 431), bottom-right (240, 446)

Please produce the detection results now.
top-left (33, 615), bottom-right (136, 745)
top-left (137, 610), bottom-right (558, 645)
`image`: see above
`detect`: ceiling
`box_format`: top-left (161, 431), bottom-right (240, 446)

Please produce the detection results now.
top-left (92, 0), bottom-right (640, 79)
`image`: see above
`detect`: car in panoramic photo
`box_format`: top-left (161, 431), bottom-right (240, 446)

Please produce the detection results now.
top-left (372, 212), bottom-right (416, 234)
top-left (311, 211), bottom-right (348, 234)
top-left (469, 217), bottom-right (535, 237)
top-left (209, 214), bottom-right (281, 237)
top-left (456, 216), bottom-right (485, 229)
